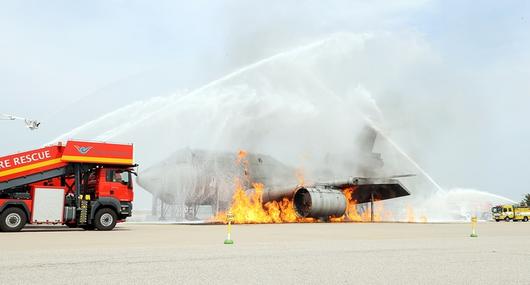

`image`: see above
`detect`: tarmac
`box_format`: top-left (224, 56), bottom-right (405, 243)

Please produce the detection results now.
top-left (1, 222), bottom-right (529, 284)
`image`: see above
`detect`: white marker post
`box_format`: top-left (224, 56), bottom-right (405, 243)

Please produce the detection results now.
top-left (470, 216), bottom-right (478, 238)
top-left (224, 211), bottom-right (234, 245)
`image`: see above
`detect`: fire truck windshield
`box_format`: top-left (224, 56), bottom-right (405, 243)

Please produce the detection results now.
top-left (107, 170), bottom-right (131, 185)
top-left (111, 171), bottom-right (129, 185)
top-left (118, 171), bottom-right (129, 184)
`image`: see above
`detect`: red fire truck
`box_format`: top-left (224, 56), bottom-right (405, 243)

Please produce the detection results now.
top-left (0, 140), bottom-right (136, 232)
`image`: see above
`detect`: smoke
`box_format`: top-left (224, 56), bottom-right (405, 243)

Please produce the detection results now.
top-left (53, 33), bottom-right (378, 167)
top-left (50, 30), bottom-right (515, 221)
top-left (394, 188), bottom-right (515, 222)
top-left (3, 2), bottom-right (529, 209)
top-left (38, 1), bottom-right (529, 219)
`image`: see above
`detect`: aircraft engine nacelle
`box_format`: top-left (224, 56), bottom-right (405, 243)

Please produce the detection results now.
top-left (293, 187), bottom-right (347, 218)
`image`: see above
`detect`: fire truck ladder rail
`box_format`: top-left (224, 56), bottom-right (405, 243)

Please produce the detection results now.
top-left (0, 167), bottom-right (68, 192)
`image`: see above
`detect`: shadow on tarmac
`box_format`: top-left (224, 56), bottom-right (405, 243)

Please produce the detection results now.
top-left (18, 225), bottom-right (131, 233)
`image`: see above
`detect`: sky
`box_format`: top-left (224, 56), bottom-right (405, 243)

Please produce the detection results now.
top-left (1, 0), bottom-right (530, 204)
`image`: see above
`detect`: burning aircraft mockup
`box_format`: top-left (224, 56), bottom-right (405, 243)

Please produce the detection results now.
top-left (137, 127), bottom-right (411, 222)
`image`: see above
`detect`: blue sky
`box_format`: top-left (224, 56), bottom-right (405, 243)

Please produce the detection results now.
top-left (1, 0), bottom-right (530, 202)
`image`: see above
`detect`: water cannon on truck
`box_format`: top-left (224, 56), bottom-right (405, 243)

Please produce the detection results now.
top-left (1, 113), bottom-right (41, 130)
top-left (0, 140), bottom-right (136, 232)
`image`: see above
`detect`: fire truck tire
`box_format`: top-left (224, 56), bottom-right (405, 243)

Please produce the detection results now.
top-left (94, 208), bottom-right (117, 231)
top-left (0, 207), bottom-right (27, 232)
top-left (504, 217), bottom-right (510, 222)
top-left (523, 217), bottom-right (529, 222)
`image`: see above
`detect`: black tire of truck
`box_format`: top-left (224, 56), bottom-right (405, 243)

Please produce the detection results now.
top-left (505, 216), bottom-right (510, 222)
top-left (0, 207), bottom-right (27, 232)
top-left (94, 208), bottom-right (118, 231)
top-left (524, 216), bottom-right (529, 222)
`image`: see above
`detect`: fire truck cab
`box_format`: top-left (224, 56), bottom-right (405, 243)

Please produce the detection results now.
top-left (0, 141), bottom-right (136, 232)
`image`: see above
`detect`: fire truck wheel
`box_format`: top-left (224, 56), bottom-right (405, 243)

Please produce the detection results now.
top-left (523, 217), bottom-right (529, 222)
top-left (94, 208), bottom-right (117, 231)
top-left (504, 217), bottom-right (510, 222)
top-left (0, 207), bottom-right (27, 232)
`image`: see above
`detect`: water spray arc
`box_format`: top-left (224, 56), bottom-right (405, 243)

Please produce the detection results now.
top-left (365, 118), bottom-right (445, 193)
top-left (51, 33), bottom-right (515, 222)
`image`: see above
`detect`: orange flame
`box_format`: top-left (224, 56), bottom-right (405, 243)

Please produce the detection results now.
top-left (214, 181), bottom-right (316, 224)
top-left (295, 168), bottom-right (305, 186)
top-left (211, 151), bottom-right (417, 224)
top-left (215, 184), bottom-right (398, 224)
top-left (334, 188), bottom-right (392, 222)
top-left (237, 150), bottom-right (248, 163)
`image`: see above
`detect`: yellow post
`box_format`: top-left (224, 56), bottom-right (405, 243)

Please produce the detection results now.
top-left (470, 216), bottom-right (478, 238)
top-left (224, 211), bottom-right (234, 244)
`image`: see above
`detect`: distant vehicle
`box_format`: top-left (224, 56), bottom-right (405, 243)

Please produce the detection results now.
top-left (0, 140), bottom-right (136, 232)
top-left (492, 205), bottom-right (530, 222)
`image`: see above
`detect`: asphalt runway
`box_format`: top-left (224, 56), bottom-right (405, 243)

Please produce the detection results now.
top-left (1, 222), bottom-right (529, 284)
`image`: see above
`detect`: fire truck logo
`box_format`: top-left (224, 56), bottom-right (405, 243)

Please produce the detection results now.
top-left (74, 145), bottom-right (93, 155)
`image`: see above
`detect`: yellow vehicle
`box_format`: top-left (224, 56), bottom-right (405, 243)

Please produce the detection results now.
top-left (492, 205), bottom-right (530, 222)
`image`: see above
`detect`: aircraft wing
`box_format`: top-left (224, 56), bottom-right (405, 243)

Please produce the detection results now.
top-left (338, 178), bottom-right (410, 203)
